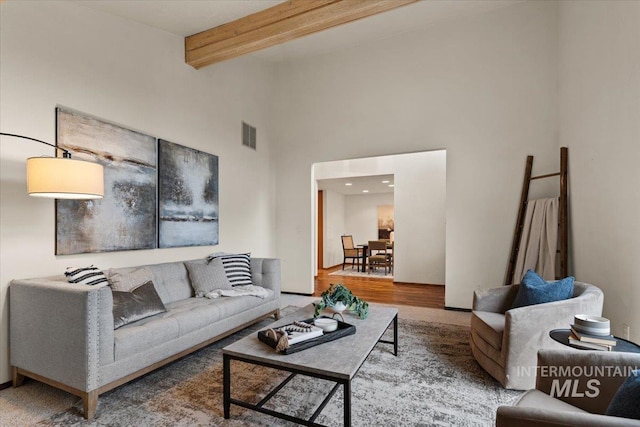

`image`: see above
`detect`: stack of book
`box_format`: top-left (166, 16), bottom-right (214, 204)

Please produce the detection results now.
top-left (569, 325), bottom-right (617, 351)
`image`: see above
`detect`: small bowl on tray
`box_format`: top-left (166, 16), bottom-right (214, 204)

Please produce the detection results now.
top-left (314, 317), bottom-right (338, 332)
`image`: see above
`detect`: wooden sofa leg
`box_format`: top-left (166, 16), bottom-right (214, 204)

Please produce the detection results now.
top-left (274, 309), bottom-right (281, 320)
top-left (83, 390), bottom-right (98, 420)
top-left (12, 367), bottom-right (25, 387)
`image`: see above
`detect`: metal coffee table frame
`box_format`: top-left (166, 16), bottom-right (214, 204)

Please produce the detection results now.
top-left (223, 310), bottom-right (398, 427)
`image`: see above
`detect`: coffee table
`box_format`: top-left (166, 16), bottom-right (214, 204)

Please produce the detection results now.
top-left (223, 304), bottom-right (398, 427)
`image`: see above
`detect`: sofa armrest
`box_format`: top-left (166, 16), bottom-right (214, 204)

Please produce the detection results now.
top-left (536, 349), bottom-right (640, 414)
top-left (251, 258), bottom-right (281, 297)
top-left (496, 405), bottom-right (640, 427)
top-left (9, 278), bottom-right (114, 392)
top-left (473, 285), bottom-right (519, 313)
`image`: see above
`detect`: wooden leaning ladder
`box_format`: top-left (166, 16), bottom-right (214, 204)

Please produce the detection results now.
top-left (505, 147), bottom-right (568, 285)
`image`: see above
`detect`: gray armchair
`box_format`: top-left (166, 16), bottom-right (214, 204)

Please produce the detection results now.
top-left (496, 349), bottom-right (640, 426)
top-left (470, 282), bottom-right (604, 390)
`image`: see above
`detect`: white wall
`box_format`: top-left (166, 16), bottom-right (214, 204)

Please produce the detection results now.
top-left (345, 193), bottom-right (394, 248)
top-left (323, 190), bottom-right (346, 268)
top-left (276, 1), bottom-right (559, 301)
top-left (0, 1), bottom-right (277, 384)
top-left (559, 1), bottom-right (640, 342)
top-left (394, 152), bottom-right (447, 284)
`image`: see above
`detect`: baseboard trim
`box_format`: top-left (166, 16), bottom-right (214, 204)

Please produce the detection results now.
top-left (0, 380), bottom-right (11, 390)
top-left (282, 291), bottom-right (314, 297)
top-left (445, 306), bottom-right (472, 312)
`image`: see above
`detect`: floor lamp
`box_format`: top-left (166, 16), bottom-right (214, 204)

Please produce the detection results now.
top-left (0, 132), bottom-right (104, 199)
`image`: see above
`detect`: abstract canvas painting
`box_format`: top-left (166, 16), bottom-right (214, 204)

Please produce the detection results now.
top-left (55, 108), bottom-right (157, 254)
top-left (158, 139), bottom-right (219, 248)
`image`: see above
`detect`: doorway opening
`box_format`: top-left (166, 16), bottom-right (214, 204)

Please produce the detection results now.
top-left (311, 150), bottom-right (446, 308)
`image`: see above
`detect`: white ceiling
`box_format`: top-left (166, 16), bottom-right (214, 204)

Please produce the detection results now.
top-left (317, 174), bottom-right (394, 196)
top-left (75, 0), bottom-right (519, 62)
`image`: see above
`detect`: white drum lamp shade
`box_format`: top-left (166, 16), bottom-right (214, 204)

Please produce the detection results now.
top-left (27, 157), bottom-right (104, 199)
top-left (1, 132), bottom-right (104, 200)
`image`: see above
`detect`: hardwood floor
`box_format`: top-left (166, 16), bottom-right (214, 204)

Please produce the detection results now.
top-left (314, 266), bottom-right (444, 309)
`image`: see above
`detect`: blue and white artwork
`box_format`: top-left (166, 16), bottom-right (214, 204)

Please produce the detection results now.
top-left (158, 139), bottom-right (219, 248)
top-left (55, 108), bottom-right (157, 255)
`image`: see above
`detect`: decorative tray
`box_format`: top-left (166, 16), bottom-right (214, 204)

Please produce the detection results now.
top-left (258, 317), bottom-right (356, 354)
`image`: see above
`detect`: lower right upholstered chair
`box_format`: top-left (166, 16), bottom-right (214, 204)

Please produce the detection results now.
top-left (496, 349), bottom-right (640, 427)
top-left (471, 281), bottom-right (604, 390)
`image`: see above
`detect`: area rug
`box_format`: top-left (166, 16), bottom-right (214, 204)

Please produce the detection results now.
top-left (27, 308), bottom-right (520, 426)
top-left (329, 268), bottom-right (393, 280)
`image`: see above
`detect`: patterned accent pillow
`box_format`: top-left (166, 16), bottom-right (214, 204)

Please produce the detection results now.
top-left (207, 253), bottom-right (252, 287)
top-left (65, 266), bottom-right (108, 286)
top-left (107, 267), bottom-right (154, 292)
top-left (186, 258), bottom-right (233, 297)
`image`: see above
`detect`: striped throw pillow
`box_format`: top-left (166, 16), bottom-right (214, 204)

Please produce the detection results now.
top-left (65, 265), bottom-right (108, 286)
top-left (207, 253), bottom-right (252, 287)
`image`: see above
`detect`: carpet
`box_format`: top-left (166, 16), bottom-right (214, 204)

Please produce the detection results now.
top-left (9, 307), bottom-right (521, 426)
top-left (328, 268), bottom-right (393, 280)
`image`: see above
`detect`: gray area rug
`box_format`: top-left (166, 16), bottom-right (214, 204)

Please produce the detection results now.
top-left (328, 268), bottom-right (392, 279)
top-left (38, 309), bottom-right (520, 426)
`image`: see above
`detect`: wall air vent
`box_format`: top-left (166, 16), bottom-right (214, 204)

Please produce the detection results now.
top-left (242, 121), bottom-right (257, 150)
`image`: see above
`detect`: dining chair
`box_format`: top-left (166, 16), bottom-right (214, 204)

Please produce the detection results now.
top-left (341, 235), bottom-right (363, 270)
top-left (368, 240), bottom-right (391, 274)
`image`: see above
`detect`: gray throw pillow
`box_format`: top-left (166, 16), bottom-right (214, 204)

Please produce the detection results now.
top-left (112, 281), bottom-right (166, 329)
top-left (107, 267), bottom-right (154, 292)
top-left (186, 258), bottom-right (233, 297)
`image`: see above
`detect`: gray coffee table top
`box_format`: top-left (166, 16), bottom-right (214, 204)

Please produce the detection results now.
top-left (223, 303), bottom-right (398, 380)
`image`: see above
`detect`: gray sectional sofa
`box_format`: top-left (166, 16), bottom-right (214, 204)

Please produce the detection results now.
top-left (9, 257), bottom-right (281, 419)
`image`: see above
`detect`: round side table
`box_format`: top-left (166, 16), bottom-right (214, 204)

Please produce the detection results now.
top-left (550, 329), bottom-right (640, 353)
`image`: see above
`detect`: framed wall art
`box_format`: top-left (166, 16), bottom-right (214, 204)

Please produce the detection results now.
top-left (158, 139), bottom-right (219, 248)
top-left (55, 108), bottom-right (157, 254)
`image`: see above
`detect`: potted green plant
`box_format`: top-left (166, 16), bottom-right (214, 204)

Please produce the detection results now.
top-left (313, 283), bottom-right (369, 319)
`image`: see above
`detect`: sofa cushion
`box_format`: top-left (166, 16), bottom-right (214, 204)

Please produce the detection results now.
top-left (515, 389), bottom-right (588, 413)
top-left (112, 281), bottom-right (167, 329)
top-left (512, 270), bottom-right (575, 309)
top-left (471, 311), bottom-right (505, 350)
top-left (186, 258), bottom-right (232, 297)
top-left (146, 261), bottom-right (195, 304)
top-left (164, 298), bottom-right (222, 335)
top-left (606, 369), bottom-right (640, 420)
top-left (107, 267), bottom-right (154, 292)
top-left (114, 315), bottom-right (180, 360)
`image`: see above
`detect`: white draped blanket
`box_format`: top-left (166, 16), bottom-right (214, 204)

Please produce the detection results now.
top-left (205, 285), bottom-right (270, 299)
top-left (513, 197), bottom-right (559, 283)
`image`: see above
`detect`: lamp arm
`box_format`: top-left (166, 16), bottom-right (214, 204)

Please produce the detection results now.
top-left (0, 132), bottom-right (72, 158)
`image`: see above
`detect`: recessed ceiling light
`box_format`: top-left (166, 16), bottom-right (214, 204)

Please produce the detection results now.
top-left (382, 180), bottom-right (390, 184)
top-left (362, 190), bottom-right (369, 193)
top-left (388, 184), bottom-right (395, 188)
top-left (345, 183), bottom-right (353, 186)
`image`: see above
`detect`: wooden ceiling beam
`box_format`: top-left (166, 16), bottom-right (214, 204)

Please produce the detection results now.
top-left (185, 0), bottom-right (418, 69)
